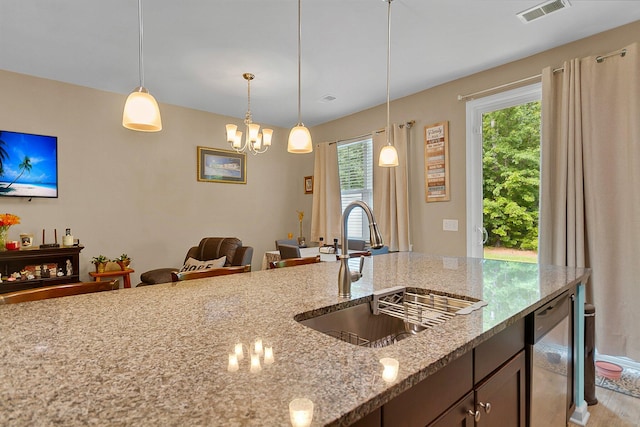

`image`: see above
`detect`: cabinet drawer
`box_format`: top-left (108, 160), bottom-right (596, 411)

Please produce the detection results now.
top-left (383, 351), bottom-right (473, 427)
top-left (474, 318), bottom-right (524, 384)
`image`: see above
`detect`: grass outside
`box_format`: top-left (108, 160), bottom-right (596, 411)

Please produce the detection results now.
top-left (483, 246), bottom-right (538, 263)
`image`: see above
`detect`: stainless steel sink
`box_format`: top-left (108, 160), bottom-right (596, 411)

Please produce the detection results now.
top-left (295, 287), bottom-right (486, 348)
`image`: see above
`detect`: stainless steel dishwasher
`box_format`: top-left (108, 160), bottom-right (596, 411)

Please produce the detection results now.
top-left (527, 291), bottom-right (575, 427)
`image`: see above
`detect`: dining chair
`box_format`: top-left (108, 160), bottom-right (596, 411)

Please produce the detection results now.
top-left (278, 244), bottom-right (301, 260)
top-left (0, 279), bottom-right (119, 304)
top-left (275, 239), bottom-right (299, 250)
top-left (269, 255), bottom-right (321, 269)
top-left (170, 265), bottom-right (251, 282)
top-left (347, 239), bottom-right (367, 251)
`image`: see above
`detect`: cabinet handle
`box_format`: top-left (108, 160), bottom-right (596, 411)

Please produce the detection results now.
top-left (468, 409), bottom-right (481, 422)
top-left (479, 401), bottom-right (492, 414)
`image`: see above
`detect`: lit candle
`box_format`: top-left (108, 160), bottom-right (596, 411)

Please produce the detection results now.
top-left (227, 354), bottom-right (239, 372)
top-left (380, 358), bottom-right (399, 383)
top-left (254, 339), bottom-right (263, 356)
top-left (235, 343), bottom-right (244, 360)
top-left (250, 353), bottom-right (262, 373)
top-left (264, 346), bottom-right (274, 364)
top-left (289, 398), bottom-right (314, 427)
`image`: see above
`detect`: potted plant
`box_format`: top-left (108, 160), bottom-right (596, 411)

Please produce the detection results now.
top-left (114, 253), bottom-right (131, 271)
top-left (91, 255), bottom-right (110, 273)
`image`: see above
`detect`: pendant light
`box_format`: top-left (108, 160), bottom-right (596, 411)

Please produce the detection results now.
top-left (378, 0), bottom-right (399, 167)
top-left (287, 0), bottom-right (313, 153)
top-left (122, 0), bottom-right (162, 132)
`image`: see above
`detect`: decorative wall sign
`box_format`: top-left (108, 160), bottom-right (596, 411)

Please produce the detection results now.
top-left (304, 176), bottom-right (313, 194)
top-left (197, 146), bottom-right (246, 184)
top-left (424, 121), bottom-right (450, 202)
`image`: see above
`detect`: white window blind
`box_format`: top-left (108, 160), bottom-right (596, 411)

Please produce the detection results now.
top-left (337, 138), bottom-right (373, 240)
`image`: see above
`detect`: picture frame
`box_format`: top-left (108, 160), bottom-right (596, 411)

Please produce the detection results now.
top-left (197, 146), bottom-right (246, 184)
top-left (424, 121), bottom-right (450, 202)
top-left (304, 176), bottom-right (313, 194)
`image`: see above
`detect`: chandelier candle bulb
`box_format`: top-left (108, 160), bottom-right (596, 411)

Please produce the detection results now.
top-left (227, 354), bottom-right (239, 372)
top-left (234, 343), bottom-right (244, 360)
top-left (264, 347), bottom-right (274, 364)
top-left (250, 353), bottom-right (261, 373)
top-left (254, 339), bottom-right (263, 356)
top-left (226, 124), bottom-right (238, 142)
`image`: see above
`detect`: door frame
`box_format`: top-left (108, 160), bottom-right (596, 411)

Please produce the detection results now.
top-left (465, 83), bottom-right (541, 258)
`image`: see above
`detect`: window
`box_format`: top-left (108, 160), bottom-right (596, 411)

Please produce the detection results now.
top-left (337, 138), bottom-right (373, 240)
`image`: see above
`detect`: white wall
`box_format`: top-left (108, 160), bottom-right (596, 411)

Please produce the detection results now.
top-left (0, 70), bottom-right (314, 283)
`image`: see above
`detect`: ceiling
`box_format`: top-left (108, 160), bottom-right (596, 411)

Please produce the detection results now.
top-left (1, 1), bottom-right (639, 128)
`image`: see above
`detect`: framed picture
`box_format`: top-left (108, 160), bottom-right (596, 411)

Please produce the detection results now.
top-left (197, 146), bottom-right (246, 184)
top-left (424, 121), bottom-right (450, 202)
top-left (304, 176), bottom-right (313, 194)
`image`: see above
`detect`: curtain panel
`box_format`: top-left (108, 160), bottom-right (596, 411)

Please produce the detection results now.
top-left (540, 43), bottom-right (640, 359)
top-left (310, 142), bottom-right (341, 243)
top-left (373, 124), bottom-right (411, 252)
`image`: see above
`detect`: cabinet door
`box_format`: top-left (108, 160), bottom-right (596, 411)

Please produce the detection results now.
top-left (428, 392), bottom-right (475, 427)
top-left (475, 350), bottom-right (526, 427)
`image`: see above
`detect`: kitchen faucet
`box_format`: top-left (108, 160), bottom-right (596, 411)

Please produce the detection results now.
top-left (338, 200), bottom-right (384, 298)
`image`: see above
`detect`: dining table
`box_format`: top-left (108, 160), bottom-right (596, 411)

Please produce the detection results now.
top-left (261, 246), bottom-right (342, 270)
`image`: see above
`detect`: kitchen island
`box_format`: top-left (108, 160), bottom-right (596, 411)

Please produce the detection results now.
top-left (0, 253), bottom-right (590, 426)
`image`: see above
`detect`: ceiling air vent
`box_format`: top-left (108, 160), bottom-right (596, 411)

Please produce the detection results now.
top-left (319, 94), bottom-right (337, 103)
top-left (517, 0), bottom-right (571, 23)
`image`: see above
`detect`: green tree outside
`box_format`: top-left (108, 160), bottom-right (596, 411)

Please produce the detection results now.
top-left (482, 101), bottom-right (540, 251)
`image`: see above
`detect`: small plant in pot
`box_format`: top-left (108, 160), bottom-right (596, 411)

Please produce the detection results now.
top-left (115, 253), bottom-right (131, 270)
top-left (92, 255), bottom-right (110, 273)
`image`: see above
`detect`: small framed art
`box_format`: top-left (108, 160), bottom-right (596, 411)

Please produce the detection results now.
top-left (304, 176), bottom-right (313, 194)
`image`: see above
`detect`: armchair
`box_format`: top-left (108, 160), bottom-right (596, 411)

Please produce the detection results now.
top-left (138, 237), bottom-right (253, 286)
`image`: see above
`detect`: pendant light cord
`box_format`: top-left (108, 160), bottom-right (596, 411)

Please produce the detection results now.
top-left (138, 0), bottom-right (144, 88)
top-left (297, 0), bottom-right (302, 126)
top-left (386, 0), bottom-right (392, 145)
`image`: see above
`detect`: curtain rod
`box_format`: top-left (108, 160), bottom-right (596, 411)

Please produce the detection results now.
top-left (324, 120), bottom-right (415, 146)
top-left (457, 46), bottom-right (628, 101)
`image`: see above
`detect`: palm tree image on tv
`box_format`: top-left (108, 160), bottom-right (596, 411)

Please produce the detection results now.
top-left (0, 131), bottom-right (58, 198)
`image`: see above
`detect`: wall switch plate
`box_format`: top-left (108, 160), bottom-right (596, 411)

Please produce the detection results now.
top-left (443, 219), bottom-right (458, 231)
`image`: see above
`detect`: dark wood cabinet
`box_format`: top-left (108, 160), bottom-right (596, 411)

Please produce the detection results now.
top-left (0, 245), bottom-right (84, 293)
top-left (474, 350), bottom-right (526, 427)
top-left (365, 319), bottom-right (526, 427)
top-left (428, 392), bottom-right (475, 427)
top-left (427, 351), bottom-right (526, 427)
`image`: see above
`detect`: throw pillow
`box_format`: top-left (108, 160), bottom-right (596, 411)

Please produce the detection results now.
top-left (180, 256), bottom-right (226, 272)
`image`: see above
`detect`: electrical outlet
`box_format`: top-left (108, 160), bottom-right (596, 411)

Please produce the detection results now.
top-left (443, 219), bottom-right (458, 231)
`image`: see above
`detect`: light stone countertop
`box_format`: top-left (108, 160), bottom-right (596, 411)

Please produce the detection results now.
top-left (0, 252), bottom-right (590, 426)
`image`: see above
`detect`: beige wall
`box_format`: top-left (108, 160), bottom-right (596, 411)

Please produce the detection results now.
top-left (2, 20), bottom-right (638, 284)
top-left (0, 70), bottom-right (315, 282)
top-left (311, 20), bottom-right (640, 257)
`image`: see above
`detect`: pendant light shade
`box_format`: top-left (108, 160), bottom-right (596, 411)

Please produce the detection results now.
top-left (288, 125), bottom-right (313, 153)
top-left (287, 0), bottom-right (313, 154)
top-left (122, 0), bottom-right (162, 132)
top-left (379, 143), bottom-right (399, 167)
top-left (378, 0), bottom-right (398, 167)
top-left (123, 87), bottom-right (162, 132)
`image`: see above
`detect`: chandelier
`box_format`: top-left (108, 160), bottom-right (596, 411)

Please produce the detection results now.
top-left (225, 73), bottom-right (273, 155)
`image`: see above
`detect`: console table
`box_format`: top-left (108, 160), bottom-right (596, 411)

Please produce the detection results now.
top-left (0, 245), bottom-right (84, 294)
top-left (89, 268), bottom-right (134, 289)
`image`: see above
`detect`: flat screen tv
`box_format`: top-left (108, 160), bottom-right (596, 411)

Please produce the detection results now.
top-left (0, 130), bottom-right (58, 198)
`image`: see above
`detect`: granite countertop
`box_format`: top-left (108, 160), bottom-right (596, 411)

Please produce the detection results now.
top-left (0, 253), bottom-right (590, 426)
